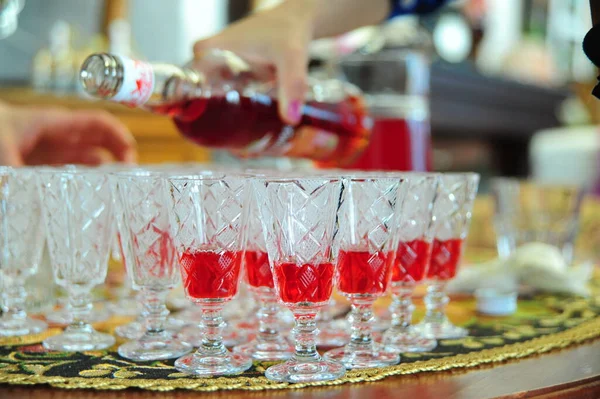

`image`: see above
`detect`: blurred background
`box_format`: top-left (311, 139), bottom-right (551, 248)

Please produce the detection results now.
top-left (0, 0), bottom-right (597, 193)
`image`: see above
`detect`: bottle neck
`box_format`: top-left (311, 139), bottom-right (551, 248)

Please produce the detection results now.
top-left (80, 53), bottom-right (204, 107)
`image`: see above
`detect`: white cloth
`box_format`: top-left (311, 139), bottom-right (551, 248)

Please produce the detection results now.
top-left (447, 243), bottom-right (593, 297)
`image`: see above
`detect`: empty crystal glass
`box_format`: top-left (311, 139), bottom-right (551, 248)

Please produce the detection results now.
top-left (112, 170), bottom-right (192, 361)
top-left (167, 174), bottom-right (251, 376)
top-left (323, 176), bottom-right (404, 369)
top-left (38, 169), bottom-right (116, 351)
top-left (99, 163), bottom-right (140, 318)
top-left (0, 167), bottom-right (47, 336)
top-left (232, 174), bottom-right (293, 361)
top-left (491, 178), bottom-right (585, 264)
top-left (414, 173), bottom-right (479, 339)
top-left (254, 176), bottom-right (345, 383)
top-left (382, 173), bottom-right (439, 352)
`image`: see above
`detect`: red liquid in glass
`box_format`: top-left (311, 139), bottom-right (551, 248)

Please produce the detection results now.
top-left (179, 249), bottom-right (242, 300)
top-left (392, 239), bottom-right (432, 283)
top-left (427, 239), bottom-right (463, 281)
top-left (244, 250), bottom-right (274, 289)
top-left (337, 250), bottom-right (393, 295)
top-left (151, 94), bottom-right (370, 167)
top-left (273, 262), bottom-right (334, 304)
top-left (347, 117), bottom-right (432, 171)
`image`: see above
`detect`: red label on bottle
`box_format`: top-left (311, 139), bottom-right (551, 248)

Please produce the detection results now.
top-left (112, 56), bottom-right (155, 106)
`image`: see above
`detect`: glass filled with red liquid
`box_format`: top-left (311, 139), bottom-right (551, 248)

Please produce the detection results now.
top-left (414, 173), bottom-right (480, 339)
top-left (322, 176), bottom-right (405, 369)
top-left (339, 51), bottom-right (432, 172)
top-left (166, 174), bottom-right (251, 377)
top-left (252, 176), bottom-right (345, 383)
top-left (231, 177), bottom-right (293, 362)
top-left (381, 173), bottom-right (439, 353)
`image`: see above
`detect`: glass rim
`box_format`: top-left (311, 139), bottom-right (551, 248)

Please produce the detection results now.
top-left (490, 177), bottom-right (587, 190)
top-left (111, 169), bottom-right (164, 178)
top-left (342, 175), bottom-right (406, 183)
top-left (439, 172), bottom-right (480, 180)
top-left (0, 165), bottom-right (40, 174)
top-left (166, 172), bottom-right (230, 181)
top-left (251, 175), bottom-right (342, 183)
top-left (36, 167), bottom-right (108, 177)
top-left (340, 49), bottom-right (428, 64)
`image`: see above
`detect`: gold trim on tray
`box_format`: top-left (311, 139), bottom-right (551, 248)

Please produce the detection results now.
top-left (0, 316), bottom-right (599, 391)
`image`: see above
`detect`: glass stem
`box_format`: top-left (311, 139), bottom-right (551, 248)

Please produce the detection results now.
top-left (292, 311), bottom-right (320, 362)
top-left (141, 289), bottom-right (169, 335)
top-left (390, 283), bottom-right (415, 331)
top-left (422, 281), bottom-right (449, 324)
top-left (347, 299), bottom-right (375, 351)
top-left (134, 291), bottom-right (145, 323)
top-left (196, 304), bottom-right (227, 357)
top-left (1, 283), bottom-right (27, 321)
top-left (256, 293), bottom-right (281, 343)
top-left (66, 289), bottom-right (93, 332)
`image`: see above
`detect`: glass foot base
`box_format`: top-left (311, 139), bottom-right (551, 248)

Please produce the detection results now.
top-left (178, 325), bottom-right (248, 347)
top-left (324, 345), bottom-right (400, 369)
top-left (265, 358), bottom-right (346, 383)
top-left (115, 318), bottom-right (184, 340)
top-left (43, 328), bottom-right (115, 352)
top-left (0, 316), bottom-right (47, 337)
top-left (118, 335), bottom-right (192, 361)
top-left (46, 305), bottom-right (111, 325)
top-left (381, 326), bottom-right (437, 353)
top-left (233, 338), bottom-right (294, 361)
top-left (413, 320), bottom-right (468, 340)
top-left (174, 352), bottom-right (252, 377)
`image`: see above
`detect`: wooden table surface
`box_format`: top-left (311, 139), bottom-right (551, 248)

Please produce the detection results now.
top-left (2, 339), bottom-right (599, 399)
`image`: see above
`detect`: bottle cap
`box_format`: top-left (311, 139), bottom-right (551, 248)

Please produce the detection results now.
top-left (475, 288), bottom-right (518, 316)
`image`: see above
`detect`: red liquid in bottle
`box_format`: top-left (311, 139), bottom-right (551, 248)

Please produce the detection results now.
top-left (244, 250), bottom-right (274, 289)
top-left (427, 239), bottom-right (463, 281)
top-left (392, 239), bottom-right (432, 283)
top-left (336, 250), bottom-right (393, 296)
top-left (151, 94), bottom-right (370, 167)
top-left (273, 262), bottom-right (335, 305)
top-left (179, 249), bottom-right (242, 300)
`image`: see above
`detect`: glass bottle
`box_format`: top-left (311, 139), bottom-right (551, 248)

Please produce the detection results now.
top-left (79, 50), bottom-right (372, 167)
top-left (49, 20), bottom-right (77, 94)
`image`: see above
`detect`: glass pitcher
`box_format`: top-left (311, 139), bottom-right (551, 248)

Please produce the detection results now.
top-left (338, 50), bottom-right (432, 171)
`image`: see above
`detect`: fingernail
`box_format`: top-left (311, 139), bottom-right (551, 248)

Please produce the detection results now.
top-left (288, 100), bottom-right (302, 124)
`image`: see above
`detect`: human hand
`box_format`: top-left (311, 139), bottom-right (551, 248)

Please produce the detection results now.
top-left (193, 0), bottom-right (389, 125)
top-left (0, 103), bottom-right (137, 166)
top-left (194, 0), bottom-right (319, 125)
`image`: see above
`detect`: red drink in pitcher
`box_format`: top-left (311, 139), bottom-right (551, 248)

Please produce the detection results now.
top-left (392, 239), bottom-right (432, 283)
top-left (337, 250), bottom-right (393, 295)
top-left (346, 95), bottom-right (432, 171)
top-left (244, 250), bottom-right (274, 289)
top-left (273, 262), bottom-right (335, 305)
top-left (180, 249), bottom-right (243, 300)
top-left (427, 239), bottom-right (464, 281)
